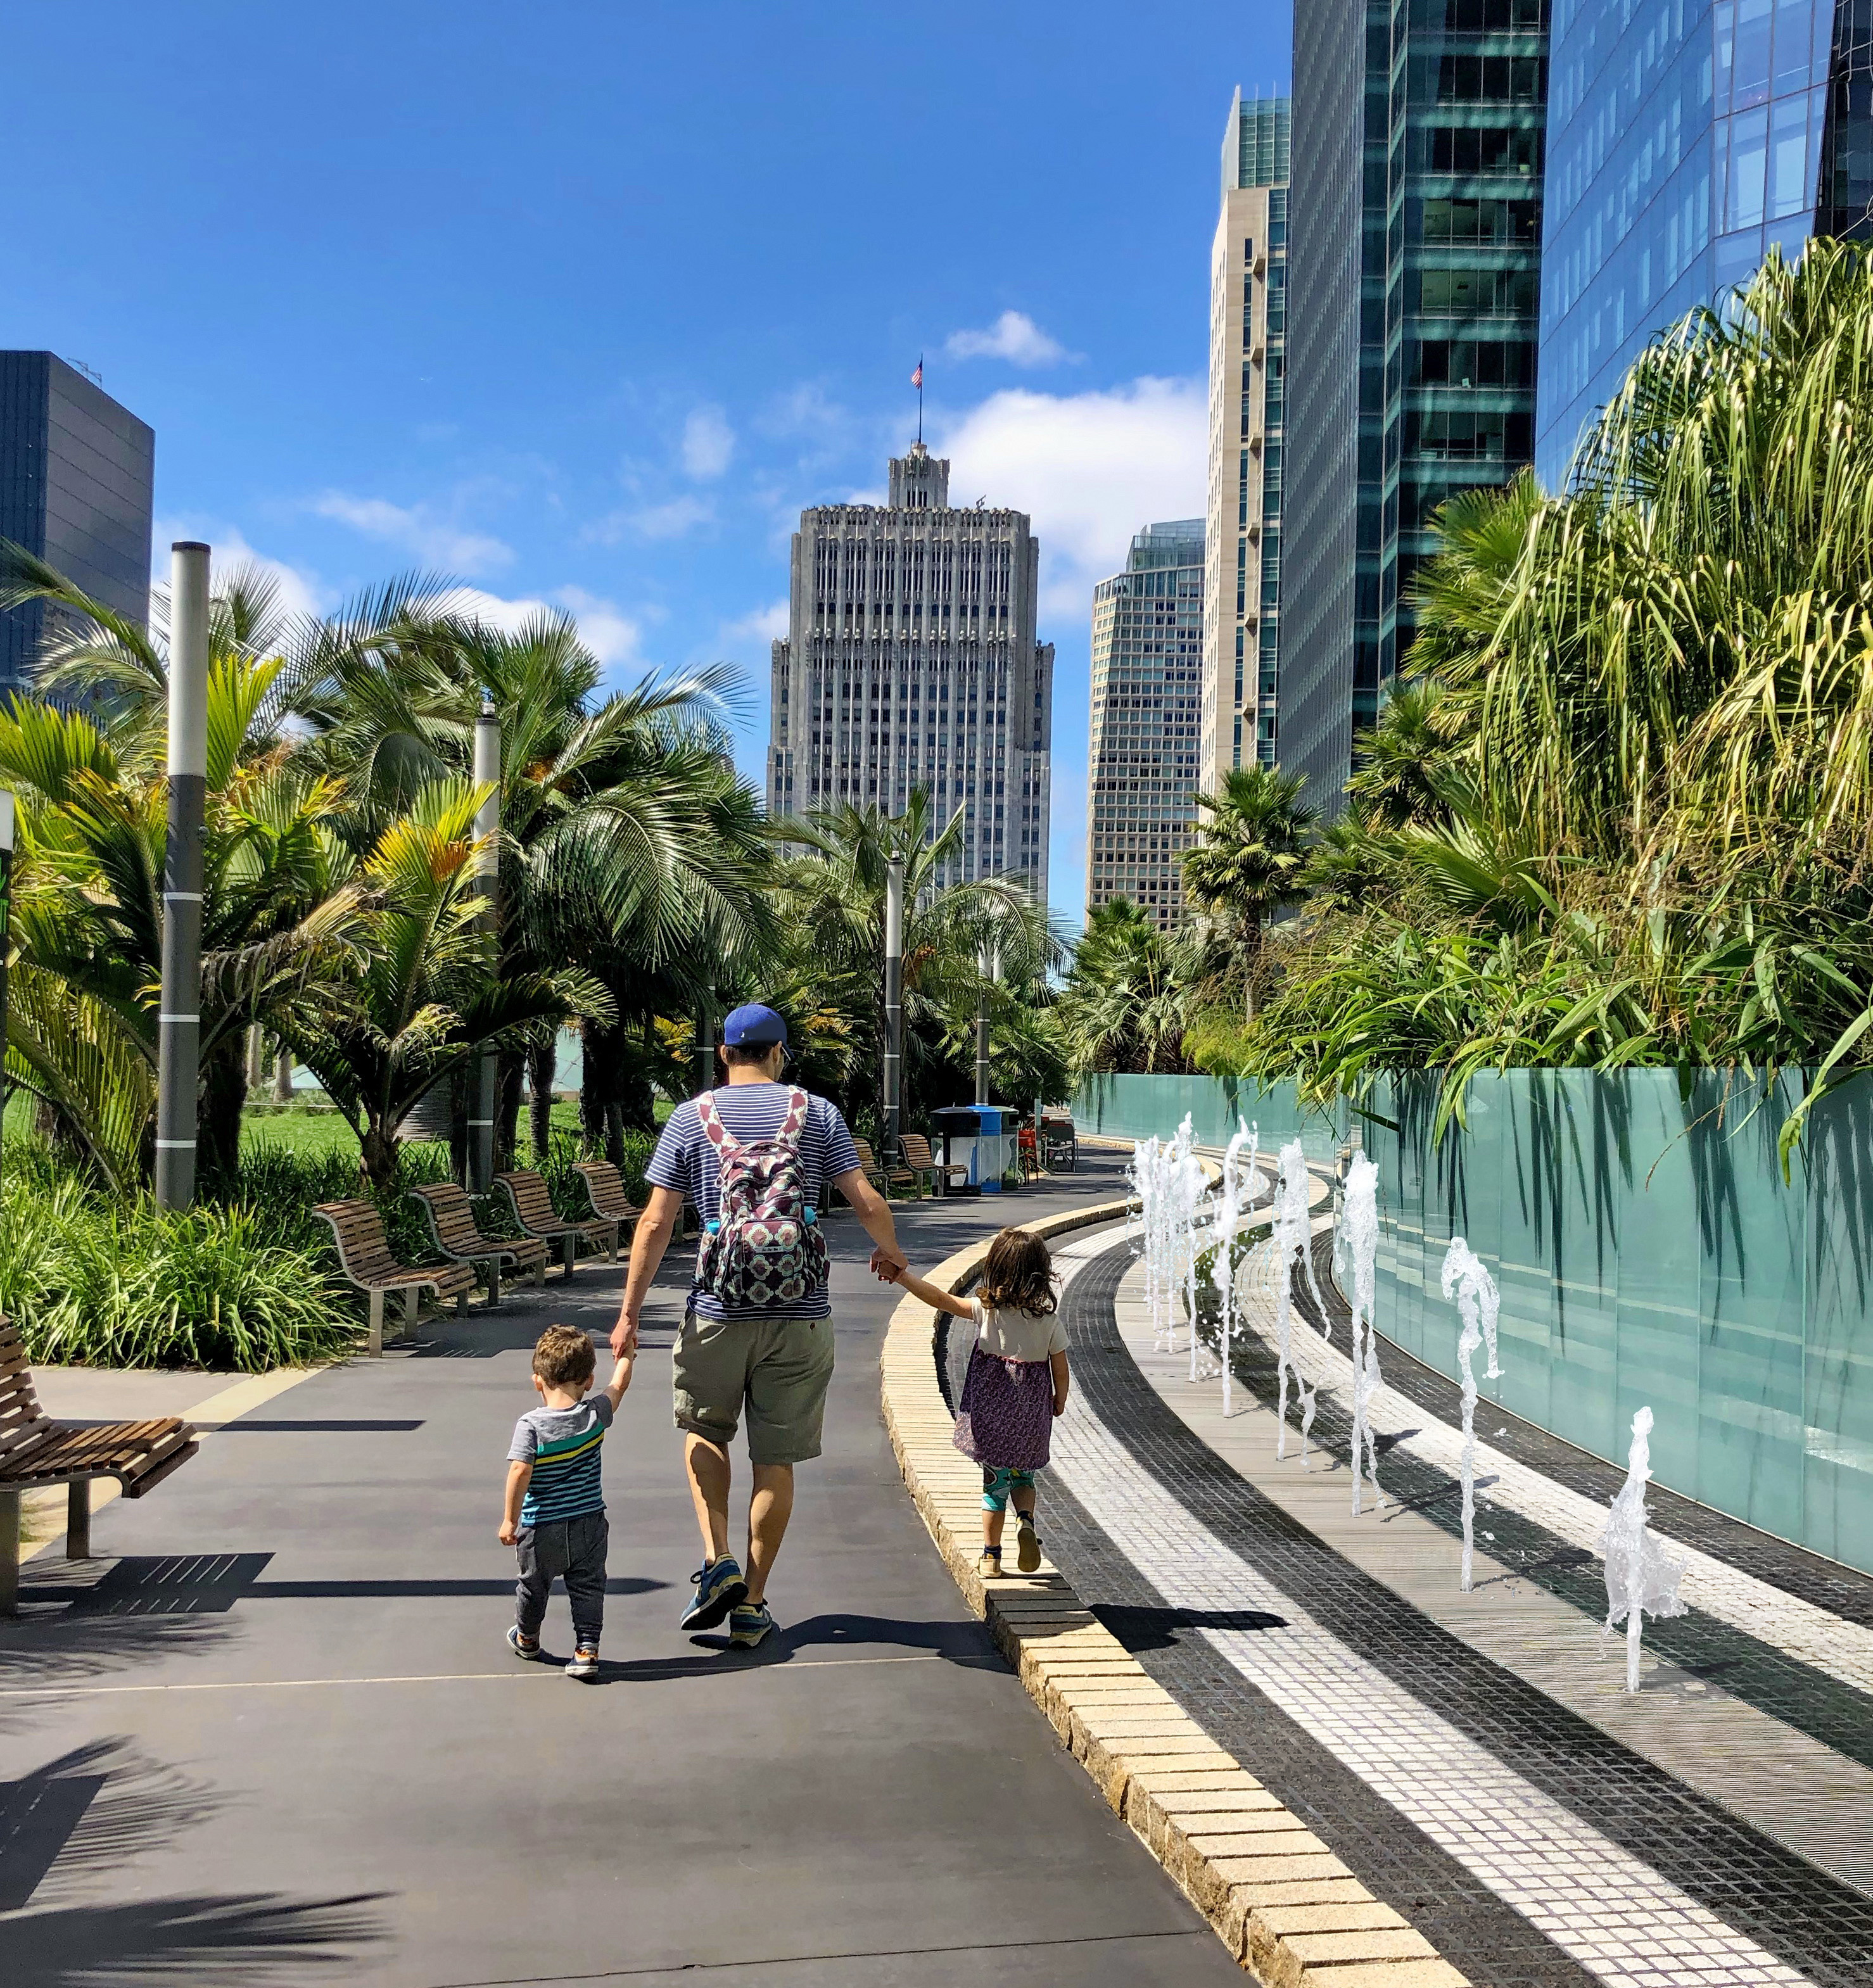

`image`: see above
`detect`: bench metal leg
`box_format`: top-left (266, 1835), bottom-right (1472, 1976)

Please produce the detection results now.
top-left (67, 1480), bottom-right (91, 1559)
top-left (368, 1288), bottom-right (384, 1358)
top-left (0, 1488), bottom-right (18, 1617)
top-left (406, 1286), bottom-right (422, 1338)
top-left (486, 1262), bottom-right (502, 1308)
top-left (454, 1290), bottom-right (467, 1317)
top-left (561, 1234), bottom-right (576, 1280)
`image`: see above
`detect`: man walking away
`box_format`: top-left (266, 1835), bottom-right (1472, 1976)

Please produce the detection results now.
top-left (611, 1004), bottom-right (907, 1647)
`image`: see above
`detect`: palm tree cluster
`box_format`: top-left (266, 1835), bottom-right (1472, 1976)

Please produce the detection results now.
top-left (0, 552), bottom-right (1066, 1193)
top-left (1226, 239), bottom-right (1873, 1159)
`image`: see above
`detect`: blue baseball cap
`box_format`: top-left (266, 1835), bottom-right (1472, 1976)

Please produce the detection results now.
top-left (721, 1003), bottom-right (789, 1049)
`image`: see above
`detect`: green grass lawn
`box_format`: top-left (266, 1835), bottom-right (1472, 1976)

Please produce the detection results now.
top-left (237, 1097), bottom-right (657, 1162)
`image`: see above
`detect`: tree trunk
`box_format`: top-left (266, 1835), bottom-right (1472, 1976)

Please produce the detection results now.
top-left (528, 1037), bottom-right (556, 1163)
top-left (359, 1115), bottom-right (402, 1193)
top-left (272, 1044), bottom-right (294, 1104)
top-left (495, 1048), bottom-right (524, 1174)
top-left (199, 1037), bottom-right (248, 1184)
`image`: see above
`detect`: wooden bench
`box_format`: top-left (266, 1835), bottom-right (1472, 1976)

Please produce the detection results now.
top-left (901, 1132), bottom-right (967, 1198)
top-left (406, 1183), bottom-right (548, 1308)
top-left (493, 1170), bottom-right (619, 1278)
top-left (312, 1200), bottom-right (476, 1356)
top-left (854, 1136), bottom-right (921, 1200)
top-left (0, 1319), bottom-right (199, 1614)
top-left (569, 1161), bottom-right (643, 1243)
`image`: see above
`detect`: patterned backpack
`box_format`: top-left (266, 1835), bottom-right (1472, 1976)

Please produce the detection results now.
top-left (693, 1087), bottom-right (829, 1310)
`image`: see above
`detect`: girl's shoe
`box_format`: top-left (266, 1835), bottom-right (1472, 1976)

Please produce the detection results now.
top-left (1015, 1516), bottom-right (1041, 1574)
top-left (507, 1626), bottom-right (545, 1662)
top-left (728, 1600), bottom-right (775, 1648)
top-left (565, 1647), bottom-right (600, 1680)
top-left (977, 1548), bottom-right (1003, 1580)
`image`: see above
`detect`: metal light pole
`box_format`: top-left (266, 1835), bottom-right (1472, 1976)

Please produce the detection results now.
top-left (467, 695), bottom-right (501, 1191)
top-left (883, 856), bottom-right (905, 1157)
top-left (155, 542), bottom-right (210, 1210)
top-left (974, 941), bottom-right (995, 1106)
top-left (695, 1003), bottom-right (716, 1096)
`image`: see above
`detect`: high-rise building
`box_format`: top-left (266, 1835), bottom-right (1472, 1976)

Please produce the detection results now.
top-left (1286, 0), bottom-right (1548, 809)
top-left (767, 442), bottom-right (1054, 898)
top-left (1536, 0), bottom-right (1873, 485)
top-left (1202, 92), bottom-right (1291, 790)
top-left (0, 352), bottom-right (155, 692)
top-left (1086, 519), bottom-right (1205, 930)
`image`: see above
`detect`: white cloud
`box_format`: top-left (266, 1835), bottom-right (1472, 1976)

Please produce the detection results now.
top-left (721, 599), bottom-right (790, 646)
top-left (945, 311), bottom-right (1071, 367)
top-left (681, 404), bottom-right (735, 479)
top-left (554, 586), bottom-right (643, 667)
top-left (934, 376), bottom-right (1207, 617)
top-left (310, 491), bottom-right (514, 576)
top-left (580, 494), bottom-right (715, 545)
top-left (151, 519), bottom-right (330, 623)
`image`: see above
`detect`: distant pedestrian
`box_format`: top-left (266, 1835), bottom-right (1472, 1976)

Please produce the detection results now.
top-left (610, 1003), bottom-right (906, 1649)
top-left (502, 1324), bottom-right (633, 1680)
top-left (887, 1227), bottom-right (1069, 1580)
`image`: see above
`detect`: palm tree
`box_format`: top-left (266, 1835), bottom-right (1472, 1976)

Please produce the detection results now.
top-left (770, 791), bottom-right (1063, 1136)
top-left (1055, 898), bottom-right (1192, 1075)
top-left (1180, 766), bottom-right (1317, 1016)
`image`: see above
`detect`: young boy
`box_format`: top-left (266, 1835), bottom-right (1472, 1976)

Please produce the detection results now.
top-left (502, 1324), bottom-right (633, 1680)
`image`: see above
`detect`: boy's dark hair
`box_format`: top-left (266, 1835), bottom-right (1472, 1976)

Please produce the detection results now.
top-left (721, 1041), bottom-right (782, 1068)
top-left (533, 1325), bottom-right (597, 1390)
top-left (979, 1227), bottom-right (1057, 1317)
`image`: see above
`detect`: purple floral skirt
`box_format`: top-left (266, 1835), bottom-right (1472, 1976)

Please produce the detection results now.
top-left (952, 1345), bottom-right (1054, 1472)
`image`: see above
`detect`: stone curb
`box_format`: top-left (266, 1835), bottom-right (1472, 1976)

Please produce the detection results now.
top-left (879, 1191), bottom-right (1470, 1988)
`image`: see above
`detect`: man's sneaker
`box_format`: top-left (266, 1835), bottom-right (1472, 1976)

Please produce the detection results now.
top-left (565, 1647), bottom-right (600, 1681)
top-left (977, 1549), bottom-right (1003, 1580)
top-left (507, 1625), bottom-right (545, 1662)
top-left (1015, 1516), bottom-right (1041, 1574)
top-left (680, 1554), bottom-right (749, 1631)
top-left (728, 1600), bottom-right (775, 1648)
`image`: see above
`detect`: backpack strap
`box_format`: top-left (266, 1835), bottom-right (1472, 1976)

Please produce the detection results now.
top-left (695, 1091), bottom-right (742, 1157)
top-left (775, 1087), bottom-right (810, 1150)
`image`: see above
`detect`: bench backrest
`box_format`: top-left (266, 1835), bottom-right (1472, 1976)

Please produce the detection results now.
top-left (0, 1320), bottom-right (52, 1472)
top-left (407, 1182), bottom-right (490, 1253)
top-left (901, 1134), bottom-right (934, 1164)
top-left (494, 1170), bottom-right (561, 1229)
top-left (313, 1200), bottom-right (403, 1279)
top-left (571, 1161), bottom-right (635, 1220)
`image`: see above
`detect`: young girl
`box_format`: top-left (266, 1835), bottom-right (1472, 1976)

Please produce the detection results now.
top-left (892, 1226), bottom-right (1069, 1578)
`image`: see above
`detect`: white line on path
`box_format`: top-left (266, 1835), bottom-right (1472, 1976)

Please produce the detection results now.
top-left (0, 1650), bottom-right (958, 1700)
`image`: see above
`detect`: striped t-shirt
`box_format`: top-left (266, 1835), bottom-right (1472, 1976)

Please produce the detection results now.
top-left (646, 1082), bottom-right (861, 1321)
top-left (507, 1394), bottom-right (614, 1525)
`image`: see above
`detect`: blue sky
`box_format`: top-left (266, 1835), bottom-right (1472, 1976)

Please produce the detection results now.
top-left (4, 1), bottom-right (1290, 925)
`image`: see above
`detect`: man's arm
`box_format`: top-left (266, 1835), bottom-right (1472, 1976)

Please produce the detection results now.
top-left (832, 1167), bottom-right (908, 1281)
top-left (611, 1184), bottom-right (685, 1357)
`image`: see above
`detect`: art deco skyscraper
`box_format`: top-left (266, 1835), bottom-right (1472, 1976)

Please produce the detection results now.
top-left (1201, 92), bottom-right (1290, 789)
top-left (1086, 519), bottom-right (1205, 929)
top-left (767, 442), bottom-right (1054, 899)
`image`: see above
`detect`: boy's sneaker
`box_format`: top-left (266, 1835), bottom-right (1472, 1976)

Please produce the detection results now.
top-left (680, 1554), bottom-right (749, 1631)
top-left (977, 1549), bottom-right (1003, 1580)
top-left (507, 1626), bottom-right (545, 1662)
top-left (1015, 1516), bottom-right (1041, 1574)
top-left (727, 1600), bottom-right (775, 1648)
top-left (565, 1647), bottom-right (600, 1681)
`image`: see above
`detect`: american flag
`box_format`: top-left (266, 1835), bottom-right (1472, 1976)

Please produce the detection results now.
top-left (911, 360), bottom-right (924, 389)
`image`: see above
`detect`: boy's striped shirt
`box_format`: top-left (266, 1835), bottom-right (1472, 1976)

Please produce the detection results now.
top-left (508, 1395), bottom-right (614, 1525)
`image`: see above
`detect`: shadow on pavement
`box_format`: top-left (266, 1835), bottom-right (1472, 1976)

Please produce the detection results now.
top-left (564, 1609), bottom-right (1003, 1684)
top-left (1091, 1603), bottom-right (1288, 1652)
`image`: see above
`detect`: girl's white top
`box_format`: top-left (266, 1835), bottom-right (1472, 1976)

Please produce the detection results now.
top-left (972, 1296), bottom-right (1069, 1364)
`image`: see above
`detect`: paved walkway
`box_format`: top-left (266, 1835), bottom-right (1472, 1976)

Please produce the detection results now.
top-left (0, 1153), bottom-right (1242, 1987)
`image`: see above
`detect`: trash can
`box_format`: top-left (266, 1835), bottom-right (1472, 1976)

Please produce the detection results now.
top-left (932, 1105), bottom-right (1014, 1194)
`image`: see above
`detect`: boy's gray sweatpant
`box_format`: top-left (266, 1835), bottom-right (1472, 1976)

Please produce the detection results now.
top-left (514, 1509), bottom-right (609, 1649)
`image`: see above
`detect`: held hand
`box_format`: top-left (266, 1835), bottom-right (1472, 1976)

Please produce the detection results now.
top-left (869, 1243), bottom-right (908, 1282)
top-left (498, 1520), bottom-right (518, 1545)
top-left (610, 1312), bottom-right (638, 1358)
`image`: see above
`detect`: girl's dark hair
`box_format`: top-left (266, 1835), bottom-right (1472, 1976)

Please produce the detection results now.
top-left (979, 1227), bottom-right (1057, 1317)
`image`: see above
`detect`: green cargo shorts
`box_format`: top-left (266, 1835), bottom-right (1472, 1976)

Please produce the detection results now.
top-left (672, 1309), bottom-right (836, 1466)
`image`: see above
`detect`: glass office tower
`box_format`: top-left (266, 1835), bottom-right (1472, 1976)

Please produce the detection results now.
top-left (1287, 0), bottom-right (1549, 811)
top-left (1537, 0), bottom-right (1873, 486)
top-left (1086, 520), bottom-right (1205, 930)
